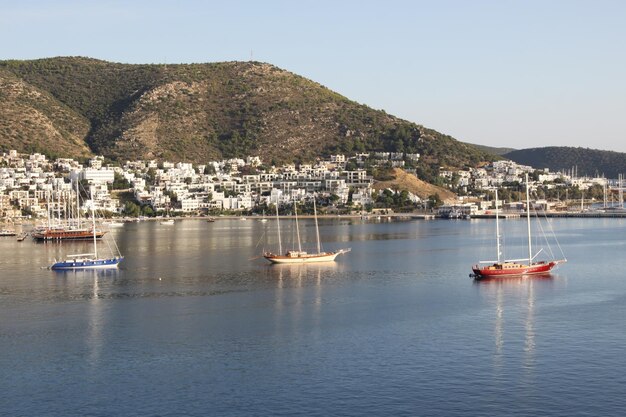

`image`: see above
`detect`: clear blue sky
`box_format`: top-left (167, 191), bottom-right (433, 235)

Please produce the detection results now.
top-left (2, 0), bottom-right (625, 152)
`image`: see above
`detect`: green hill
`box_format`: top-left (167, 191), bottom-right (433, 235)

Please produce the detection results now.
top-left (504, 147), bottom-right (626, 178)
top-left (473, 144), bottom-right (516, 156)
top-left (0, 68), bottom-right (92, 159)
top-left (0, 57), bottom-right (497, 172)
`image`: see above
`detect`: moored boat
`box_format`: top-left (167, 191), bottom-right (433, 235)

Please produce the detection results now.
top-left (51, 255), bottom-right (123, 270)
top-left (264, 248), bottom-right (350, 264)
top-left (471, 174), bottom-right (566, 279)
top-left (103, 220), bottom-right (125, 227)
top-left (264, 196), bottom-right (350, 264)
top-left (32, 227), bottom-right (105, 241)
top-left (50, 206), bottom-right (123, 270)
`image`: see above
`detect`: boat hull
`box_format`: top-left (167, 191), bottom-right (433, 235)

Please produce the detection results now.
top-left (51, 257), bottom-right (123, 270)
top-left (264, 250), bottom-right (349, 264)
top-left (32, 229), bottom-right (106, 241)
top-left (472, 260), bottom-right (563, 279)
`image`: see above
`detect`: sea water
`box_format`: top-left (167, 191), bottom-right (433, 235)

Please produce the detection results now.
top-left (1, 218), bottom-right (625, 416)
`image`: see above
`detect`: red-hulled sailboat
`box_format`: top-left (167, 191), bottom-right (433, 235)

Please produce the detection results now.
top-left (471, 173), bottom-right (566, 279)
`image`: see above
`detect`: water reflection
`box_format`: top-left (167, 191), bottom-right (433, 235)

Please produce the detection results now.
top-left (87, 276), bottom-right (103, 367)
top-left (475, 274), bottom-right (552, 385)
top-left (264, 262), bottom-right (339, 347)
top-left (524, 278), bottom-right (536, 384)
top-left (494, 284), bottom-right (504, 372)
top-left (473, 273), bottom-right (553, 285)
top-left (263, 262), bottom-right (338, 288)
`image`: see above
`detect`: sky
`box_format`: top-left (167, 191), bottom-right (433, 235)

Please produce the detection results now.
top-left (1, 0), bottom-right (625, 152)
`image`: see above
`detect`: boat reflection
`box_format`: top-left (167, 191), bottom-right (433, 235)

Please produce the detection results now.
top-left (50, 268), bottom-right (122, 278)
top-left (473, 272), bottom-right (553, 285)
top-left (474, 270), bottom-right (560, 388)
top-left (264, 262), bottom-right (338, 286)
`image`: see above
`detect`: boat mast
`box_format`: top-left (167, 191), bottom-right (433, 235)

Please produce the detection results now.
top-left (57, 183), bottom-right (61, 224)
top-left (525, 173), bottom-right (532, 265)
top-left (75, 179), bottom-right (81, 228)
top-left (313, 195), bottom-right (321, 254)
top-left (275, 201), bottom-right (282, 254)
top-left (46, 191), bottom-right (51, 229)
top-left (294, 199), bottom-right (302, 252)
top-left (495, 189), bottom-right (501, 263)
top-left (91, 206), bottom-right (98, 259)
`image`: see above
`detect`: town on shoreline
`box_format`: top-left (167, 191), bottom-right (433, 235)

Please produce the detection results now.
top-left (1, 149), bottom-right (625, 227)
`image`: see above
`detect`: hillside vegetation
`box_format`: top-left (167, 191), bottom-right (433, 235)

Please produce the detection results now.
top-left (504, 147), bottom-right (626, 178)
top-left (0, 68), bottom-right (92, 158)
top-left (0, 57), bottom-right (497, 171)
top-left (472, 144), bottom-right (516, 156)
top-left (372, 168), bottom-right (457, 203)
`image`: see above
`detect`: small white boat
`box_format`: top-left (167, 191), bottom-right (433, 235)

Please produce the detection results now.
top-left (103, 221), bottom-right (125, 227)
top-left (160, 219), bottom-right (175, 225)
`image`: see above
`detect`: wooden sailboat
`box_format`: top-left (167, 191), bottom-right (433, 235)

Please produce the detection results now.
top-left (471, 173), bottom-right (566, 279)
top-left (50, 207), bottom-right (124, 270)
top-left (32, 181), bottom-right (106, 241)
top-left (263, 197), bottom-right (350, 264)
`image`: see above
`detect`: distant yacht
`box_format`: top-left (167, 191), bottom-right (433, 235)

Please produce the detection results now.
top-left (160, 219), bottom-right (175, 225)
top-left (471, 174), bottom-right (566, 279)
top-left (33, 181), bottom-right (105, 241)
top-left (103, 220), bottom-right (125, 227)
top-left (50, 207), bottom-right (123, 270)
top-left (263, 197), bottom-right (350, 264)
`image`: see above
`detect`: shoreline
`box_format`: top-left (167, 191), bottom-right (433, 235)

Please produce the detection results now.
top-left (4, 210), bottom-right (626, 227)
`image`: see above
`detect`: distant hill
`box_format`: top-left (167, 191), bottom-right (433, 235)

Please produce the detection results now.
top-left (504, 147), bottom-right (626, 178)
top-left (0, 57), bottom-right (497, 173)
top-left (0, 68), bottom-right (92, 158)
top-left (473, 144), bottom-right (516, 156)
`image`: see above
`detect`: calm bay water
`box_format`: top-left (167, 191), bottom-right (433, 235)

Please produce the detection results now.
top-left (1, 217), bottom-right (625, 416)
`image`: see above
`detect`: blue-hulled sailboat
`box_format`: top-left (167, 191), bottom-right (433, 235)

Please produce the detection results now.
top-left (51, 207), bottom-right (123, 270)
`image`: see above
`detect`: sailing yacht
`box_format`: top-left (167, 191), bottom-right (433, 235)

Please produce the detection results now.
top-left (33, 181), bottom-right (106, 241)
top-left (263, 197), bottom-right (350, 264)
top-left (50, 207), bottom-right (124, 270)
top-left (471, 173), bottom-right (566, 279)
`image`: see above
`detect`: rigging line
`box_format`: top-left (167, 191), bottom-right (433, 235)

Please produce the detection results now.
top-left (253, 228), bottom-right (266, 250)
top-left (545, 215), bottom-right (567, 261)
top-left (534, 208), bottom-right (555, 260)
top-left (532, 191), bottom-right (564, 261)
top-left (109, 229), bottom-right (122, 257)
top-left (529, 192), bottom-right (554, 260)
top-left (544, 211), bottom-right (567, 260)
top-left (102, 227), bottom-right (120, 258)
top-left (533, 190), bottom-right (566, 260)
top-left (78, 178), bottom-right (123, 258)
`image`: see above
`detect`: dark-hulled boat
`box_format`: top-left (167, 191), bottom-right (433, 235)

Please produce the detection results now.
top-left (32, 227), bottom-right (106, 241)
